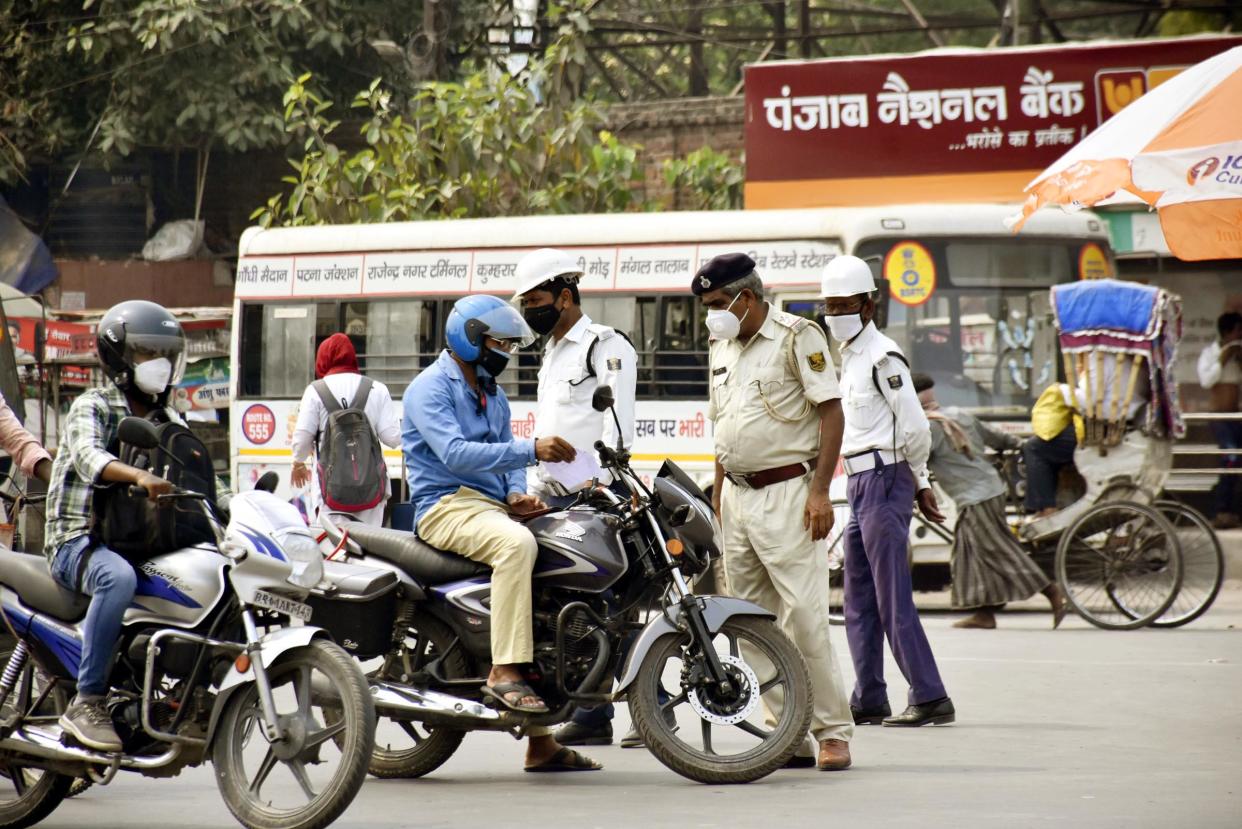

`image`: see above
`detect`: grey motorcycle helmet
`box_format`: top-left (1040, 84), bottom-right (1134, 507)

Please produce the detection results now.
top-left (96, 300), bottom-right (187, 406)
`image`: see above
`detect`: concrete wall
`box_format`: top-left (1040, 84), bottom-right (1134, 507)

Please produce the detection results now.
top-left (606, 97), bottom-right (745, 208)
top-left (47, 258), bottom-right (235, 311)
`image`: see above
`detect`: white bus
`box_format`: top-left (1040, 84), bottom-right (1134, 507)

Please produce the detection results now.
top-left (230, 204), bottom-right (1113, 523)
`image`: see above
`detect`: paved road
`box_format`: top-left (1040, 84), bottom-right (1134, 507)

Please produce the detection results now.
top-left (40, 580), bottom-right (1241, 829)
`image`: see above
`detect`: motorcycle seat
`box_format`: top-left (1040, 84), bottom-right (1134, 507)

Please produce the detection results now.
top-left (335, 523), bottom-right (489, 585)
top-left (0, 551), bottom-right (89, 622)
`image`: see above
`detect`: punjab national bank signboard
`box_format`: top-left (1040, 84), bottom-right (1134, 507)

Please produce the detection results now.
top-left (744, 35), bottom-right (1242, 208)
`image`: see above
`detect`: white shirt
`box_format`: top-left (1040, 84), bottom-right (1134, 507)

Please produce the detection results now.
top-left (838, 322), bottom-right (932, 490)
top-left (533, 314), bottom-right (637, 491)
top-left (291, 372), bottom-right (402, 498)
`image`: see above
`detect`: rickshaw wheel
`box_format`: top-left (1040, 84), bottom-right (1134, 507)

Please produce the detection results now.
top-left (1125, 501), bottom-right (1224, 628)
top-left (1055, 501), bottom-right (1182, 630)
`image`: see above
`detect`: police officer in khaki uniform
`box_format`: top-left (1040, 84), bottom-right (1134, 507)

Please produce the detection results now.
top-left (695, 253), bottom-right (854, 771)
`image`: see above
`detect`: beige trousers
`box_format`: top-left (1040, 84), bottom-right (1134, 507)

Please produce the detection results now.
top-left (417, 487), bottom-right (537, 665)
top-left (721, 475), bottom-right (855, 746)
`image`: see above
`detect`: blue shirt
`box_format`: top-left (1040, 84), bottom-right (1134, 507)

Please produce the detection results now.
top-left (402, 351), bottom-right (536, 527)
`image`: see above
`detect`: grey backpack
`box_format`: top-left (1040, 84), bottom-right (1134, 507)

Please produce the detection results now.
top-left (313, 378), bottom-right (385, 512)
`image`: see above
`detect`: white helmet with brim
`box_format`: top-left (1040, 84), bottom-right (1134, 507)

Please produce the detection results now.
top-left (513, 248), bottom-right (583, 301)
top-left (820, 254), bottom-right (876, 298)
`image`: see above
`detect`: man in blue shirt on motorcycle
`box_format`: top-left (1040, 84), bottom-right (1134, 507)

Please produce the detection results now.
top-left (402, 294), bottom-right (601, 772)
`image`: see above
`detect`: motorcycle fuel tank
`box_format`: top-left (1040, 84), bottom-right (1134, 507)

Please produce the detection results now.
top-left (527, 509), bottom-right (627, 593)
top-left (122, 545), bottom-right (228, 628)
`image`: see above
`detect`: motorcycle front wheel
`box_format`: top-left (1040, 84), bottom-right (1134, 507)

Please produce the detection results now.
top-left (212, 639), bottom-right (375, 829)
top-left (629, 616), bottom-right (811, 785)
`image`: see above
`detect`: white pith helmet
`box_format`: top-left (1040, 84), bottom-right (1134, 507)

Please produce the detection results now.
top-left (513, 248), bottom-right (583, 301)
top-left (820, 254), bottom-right (877, 298)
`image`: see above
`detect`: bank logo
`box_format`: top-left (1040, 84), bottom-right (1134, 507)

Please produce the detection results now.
top-left (1187, 157), bottom-right (1220, 185)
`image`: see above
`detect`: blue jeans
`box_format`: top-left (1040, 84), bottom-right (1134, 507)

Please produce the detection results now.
top-left (1212, 421), bottom-right (1242, 517)
top-left (50, 537), bottom-right (136, 698)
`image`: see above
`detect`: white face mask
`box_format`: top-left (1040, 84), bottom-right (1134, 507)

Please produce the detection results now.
top-left (134, 357), bottom-right (173, 395)
top-left (705, 293), bottom-right (750, 341)
top-left (824, 313), bottom-right (865, 343)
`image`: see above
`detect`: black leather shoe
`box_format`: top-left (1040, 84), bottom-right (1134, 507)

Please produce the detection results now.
top-left (782, 754), bottom-right (816, 769)
top-left (553, 721), bottom-right (613, 746)
top-left (851, 703), bottom-right (891, 725)
top-left (882, 697), bottom-right (955, 727)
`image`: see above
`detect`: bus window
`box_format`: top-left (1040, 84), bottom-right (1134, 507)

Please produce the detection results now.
top-left (946, 241), bottom-right (1072, 287)
top-left (239, 303), bottom-right (315, 398)
top-left (856, 237), bottom-right (1074, 414)
top-left (350, 299), bottom-right (439, 389)
top-left (633, 297), bottom-right (658, 398)
top-left (655, 297), bottom-right (708, 399)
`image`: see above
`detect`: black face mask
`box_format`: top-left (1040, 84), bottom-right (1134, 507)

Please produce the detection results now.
top-left (477, 345), bottom-right (511, 378)
top-left (523, 303), bottom-right (561, 337)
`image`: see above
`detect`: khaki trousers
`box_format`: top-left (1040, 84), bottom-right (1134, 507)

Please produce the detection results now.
top-left (721, 475), bottom-right (855, 745)
top-left (417, 487), bottom-right (538, 666)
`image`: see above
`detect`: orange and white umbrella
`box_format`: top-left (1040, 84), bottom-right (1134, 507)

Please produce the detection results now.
top-left (1011, 44), bottom-right (1242, 261)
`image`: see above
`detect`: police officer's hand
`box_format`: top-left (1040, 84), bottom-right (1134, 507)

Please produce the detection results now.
top-left (507, 492), bottom-right (547, 515)
top-left (135, 471), bottom-right (175, 503)
top-left (535, 437), bottom-right (577, 463)
top-left (916, 488), bottom-right (946, 523)
top-left (804, 487), bottom-right (834, 541)
top-left (291, 462), bottom-right (311, 489)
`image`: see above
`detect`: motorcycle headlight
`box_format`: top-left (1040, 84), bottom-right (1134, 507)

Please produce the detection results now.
top-left (279, 531), bottom-right (324, 590)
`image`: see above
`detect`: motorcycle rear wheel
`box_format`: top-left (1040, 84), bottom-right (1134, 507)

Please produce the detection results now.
top-left (0, 643), bottom-right (73, 828)
top-left (365, 613), bottom-right (468, 779)
top-left (629, 616), bottom-right (811, 785)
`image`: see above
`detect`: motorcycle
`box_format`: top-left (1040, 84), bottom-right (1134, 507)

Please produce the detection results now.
top-left (313, 385), bottom-right (813, 784)
top-left (0, 417), bottom-right (381, 829)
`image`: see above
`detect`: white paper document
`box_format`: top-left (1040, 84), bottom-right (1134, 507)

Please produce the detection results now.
top-left (544, 452), bottom-right (604, 492)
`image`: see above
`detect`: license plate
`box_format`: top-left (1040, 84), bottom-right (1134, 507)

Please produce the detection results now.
top-left (252, 590), bottom-right (313, 622)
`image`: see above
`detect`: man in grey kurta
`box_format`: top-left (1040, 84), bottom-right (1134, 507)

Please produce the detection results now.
top-left (914, 374), bottom-right (1066, 630)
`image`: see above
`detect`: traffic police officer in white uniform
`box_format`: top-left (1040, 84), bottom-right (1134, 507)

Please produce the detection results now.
top-left (697, 252), bottom-right (854, 772)
top-left (514, 247), bottom-right (639, 747)
top-left (515, 248), bottom-right (637, 504)
top-left (821, 254), bottom-right (955, 728)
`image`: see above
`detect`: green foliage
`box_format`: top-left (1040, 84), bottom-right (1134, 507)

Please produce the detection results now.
top-left (0, 0), bottom-right (469, 185)
top-left (663, 147), bottom-right (744, 211)
top-left (253, 10), bottom-right (648, 226)
top-left (1158, 10), bottom-right (1242, 37)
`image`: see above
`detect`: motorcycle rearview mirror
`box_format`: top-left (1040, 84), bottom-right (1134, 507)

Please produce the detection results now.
top-left (118, 416), bottom-right (159, 450)
top-left (255, 471), bottom-right (279, 493)
top-left (591, 385), bottom-right (615, 413)
top-left (591, 384), bottom-right (626, 452)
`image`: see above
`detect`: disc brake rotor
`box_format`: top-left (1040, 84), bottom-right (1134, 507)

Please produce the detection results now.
top-left (688, 654), bottom-right (761, 726)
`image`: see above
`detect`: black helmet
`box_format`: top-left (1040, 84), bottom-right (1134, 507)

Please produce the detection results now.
top-left (96, 300), bottom-right (186, 404)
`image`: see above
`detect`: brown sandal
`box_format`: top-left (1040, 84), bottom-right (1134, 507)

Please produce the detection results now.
top-left (524, 747), bottom-right (603, 772)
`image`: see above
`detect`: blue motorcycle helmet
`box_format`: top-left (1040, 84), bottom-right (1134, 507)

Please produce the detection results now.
top-left (445, 294), bottom-right (536, 377)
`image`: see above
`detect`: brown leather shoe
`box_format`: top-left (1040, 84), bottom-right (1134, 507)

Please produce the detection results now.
top-left (817, 738), bottom-right (851, 771)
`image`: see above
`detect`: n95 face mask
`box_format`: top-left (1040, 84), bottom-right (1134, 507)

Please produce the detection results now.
top-left (134, 357), bottom-right (173, 395)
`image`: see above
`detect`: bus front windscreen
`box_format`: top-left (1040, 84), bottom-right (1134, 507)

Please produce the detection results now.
top-left (856, 237), bottom-right (1113, 416)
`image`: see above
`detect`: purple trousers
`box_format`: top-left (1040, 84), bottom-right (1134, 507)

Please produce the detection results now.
top-left (843, 458), bottom-right (947, 709)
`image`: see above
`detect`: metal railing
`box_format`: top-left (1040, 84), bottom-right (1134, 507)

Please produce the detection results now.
top-left (1169, 411), bottom-right (1242, 478)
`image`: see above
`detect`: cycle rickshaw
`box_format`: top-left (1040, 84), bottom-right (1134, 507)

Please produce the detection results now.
top-left (825, 279), bottom-right (1224, 630)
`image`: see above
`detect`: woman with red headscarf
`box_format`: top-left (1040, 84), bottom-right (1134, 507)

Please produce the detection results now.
top-left (291, 333), bottom-right (401, 526)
